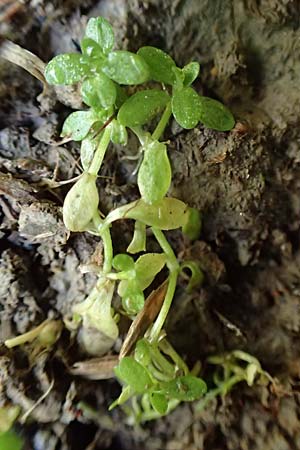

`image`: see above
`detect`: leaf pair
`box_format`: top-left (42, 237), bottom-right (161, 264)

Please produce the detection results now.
top-left (45, 17), bottom-right (149, 87)
top-left (113, 253), bottom-right (166, 314)
top-left (172, 88), bottom-right (235, 131)
top-left (138, 140), bottom-right (171, 204)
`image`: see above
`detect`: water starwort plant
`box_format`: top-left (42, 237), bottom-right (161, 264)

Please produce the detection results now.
top-left (43, 16), bottom-right (236, 421)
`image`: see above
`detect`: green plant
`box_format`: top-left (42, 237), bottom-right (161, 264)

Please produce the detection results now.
top-left (42, 15), bottom-right (236, 421)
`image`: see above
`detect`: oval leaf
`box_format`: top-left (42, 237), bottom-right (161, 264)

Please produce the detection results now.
top-left (114, 357), bottom-right (153, 393)
top-left (198, 97), bottom-right (235, 131)
top-left (135, 253), bottom-right (166, 290)
top-left (118, 89), bottom-right (170, 127)
top-left (45, 54), bottom-right (89, 85)
top-left (162, 375), bottom-right (207, 401)
top-left (102, 198), bottom-right (189, 230)
top-left (81, 37), bottom-right (104, 59)
top-left (81, 74), bottom-right (116, 109)
top-left (150, 392), bottom-right (168, 415)
top-left (61, 110), bottom-right (98, 141)
top-left (183, 61), bottom-right (200, 86)
top-left (138, 140), bottom-right (171, 204)
top-left (63, 173), bottom-right (99, 231)
top-left (102, 51), bottom-right (149, 85)
top-left (182, 207), bottom-right (201, 240)
top-left (113, 254), bottom-right (135, 272)
top-left (171, 87), bottom-right (202, 129)
top-left (85, 17), bottom-right (114, 54)
top-left (137, 46), bottom-right (176, 85)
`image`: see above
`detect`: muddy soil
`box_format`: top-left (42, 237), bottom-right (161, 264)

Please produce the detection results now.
top-left (1, 0), bottom-right (300, 449)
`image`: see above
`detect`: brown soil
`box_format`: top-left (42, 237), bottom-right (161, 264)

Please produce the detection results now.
top-left (1, 1), bottom-right (300, 449)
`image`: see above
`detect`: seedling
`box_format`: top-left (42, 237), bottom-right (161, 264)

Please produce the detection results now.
top-left (43, 15), bottom-right (235, 419)
top-left (3, 15), bottom-right (261, 425)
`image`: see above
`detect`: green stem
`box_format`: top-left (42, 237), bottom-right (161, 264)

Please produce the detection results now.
top-left (151, 102), bottom-right (172, 141)
top-left (149, 270), bottom-right (178, 343)
top-left (151, 228), bottom-right (179, 271)
top-left (93, 213), bottom-right (113, 274)
top-left (88, 125), bottom-right (111, 176)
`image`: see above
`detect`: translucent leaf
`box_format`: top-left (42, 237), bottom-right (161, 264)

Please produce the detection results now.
top-left (198, 97), bottom-right (235, 131)
top-left (61, 110), bottom-right (99, 141)
top-left (85, 17), bottom-right (114, 54)
top-left (0, 431), bottom-right (23, 450)
top-left (127, 221), bottom-right (146, 254)
top-left (118, 89), bottom-right (170, 128)
top-left (81, 37), bottom-right (104, 59)
top-left (182, 207), bottom-right (201, 240)
top-left (102, 51), bottom-right (149, 85)
top-left (161, 375), bottom-right (207, 401)
top-left (150, 392), bottom-right (168, 415)
top-left (113, 254), bottom-right (135, 272)
top-left (182, 61), bottom-right (200, 86)
top-left (137, 46), bottom-right (176, 85)
top-left (114, 357), bottom-right (153, 393)
top-left (122, 280), bottom-right (145, 314)
top-left (135, 339), bottom-right (151, 366)
top-left (81, 74), bottom-right (116, 109)
top-left (138, 140), bottom-right (171, 204)
top-left (80, 135), bottom-right (101, 171)
top-left (171, 87), bottom-right (202, 129)
top-left (135, 253), bottom-right (166, 290)
top-left (63, 173), bottom-right (99, 231)
top-left (45, 53), bottom-right (89, 85)
top-left (110, 119), bottom-right (128, 145)
top-left (74, 279), bottom-right (118, 343)
top-left (102, 198), bottom-right (189, 230)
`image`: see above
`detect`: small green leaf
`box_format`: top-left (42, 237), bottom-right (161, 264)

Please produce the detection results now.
top-left (80, 135), bottom-right (101, 171)
top-left (63, 173), bottom-right (99, 231)
top-left (0, 430), bottom-right (23, 450)
top-left (61, 110), bottom-right (99, 141)
top-left (162, 375), bottom-right (207, 401)
top-left (182, 62), bottom-right (200, 86)
top-left (45, 53), bottom-right (89, 85)
top-left (118, 90), bottom-right (170, 127)
top-left (102, 51), bottom-right (149, 85)
top-left (171, 87), bottom-right (202, 129)
top-left (110, 119), bottom-right (128, 145)
top-left (122, 280), bottom-right (144, 314)
top-left (109, 385), bottom-right (133, 410)
top-left (127, 221), bottom-right (146, 254)
top-left (135, 253), bottom-right (166, 290)
top-left (113, 254), bottom-right (135, 272)
top-left (81, 37), bottom-right (104, 59)
top-left (150, 392), bottom-right (168, 415)
top-left (115, 357), bottom-right (153, 393)
top-left (81, 74), bottom-right (117, 109)
top-left (198, 97), bottom-right (235, 131)
top-left (182, 207), bottom-right (201, 240)
top-left (102, 198), bottom-right (190, 230)
top-left (137, 46), bottom-right (176, 85)
top-left (135, 339), bottom-right (151, 366)
top-left (85, 17), bottom-right (114, 54)
top-left (138, 140), bottom-right (171, 204)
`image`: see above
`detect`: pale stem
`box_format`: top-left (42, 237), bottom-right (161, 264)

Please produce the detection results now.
top-left (93, 213), bottom-right (113, 274)
top-left (151, 102), bottom-right (172, 141)
top-left (88, 125), bottom-right (111, 176)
